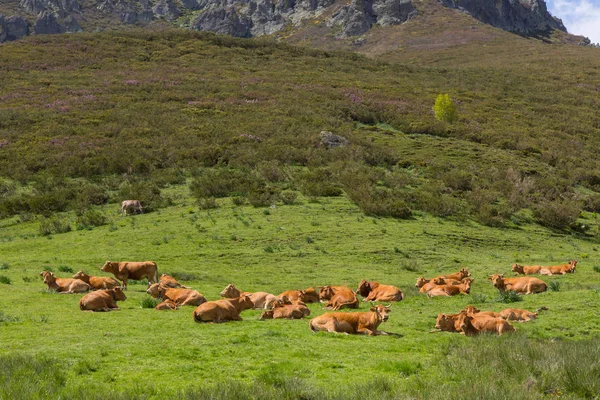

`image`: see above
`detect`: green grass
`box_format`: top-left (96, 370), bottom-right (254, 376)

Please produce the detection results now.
top-left (1, 190), bottom-right (600, 397)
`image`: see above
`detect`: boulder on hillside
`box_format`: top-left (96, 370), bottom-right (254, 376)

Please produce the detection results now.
top-left (320, 131), bottom-right (350, 149)
top-left (191, 4), bottom-right (252, 38)
top-left (33, 12), bottom-right (66, 34)
top-left (0, 15), bottom-right (30, 43)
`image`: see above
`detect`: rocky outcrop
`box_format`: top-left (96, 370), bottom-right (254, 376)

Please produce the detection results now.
top-left (0, 15), bottom-right (30, 43)
top-left (440, 0), bottom-right (566, 34)
top-left (331, 0), bottom-right (416, 37)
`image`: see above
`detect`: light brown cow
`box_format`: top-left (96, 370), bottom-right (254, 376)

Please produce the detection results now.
top-left (511, 263), bottom-right (542, 275)
top-left (458, 311), bottom-right (516, 336)
top-left (121, 200), bottom-right (143, 215)
top-left (488, 274), bottom-right (547, 294)
top-left (301, 287), bottom-right (320, 303)
top-left (433, 312), bottom-right (462, 333)
top-left (498, 307), bottom-right (545, 322)
top-left (319, 285), bottom-right (359, 311)
top-left (40, 271), bottom-right (90, 294)
top-left (72, 270), bottom-right (120, 290)
top-left (220, 284), bottom-right (279, 309)
top-left (278, 290), bottom-right (305, 302)
top-left (540, 260), bottom-right (577, 275)
top-left (426, 278), bottom-right (473, 297)
top-left (434, 268), bottom-right (471, 281)
top-left (193, 295), bottom-right (254, 323)
top-left (100, 261), bottom-right (158, 290)
top-left (159, 273), bottom-right (188, 289)
top-left (260, 302), bottom-right (311, 320)
top-left (155, 299), bottom-right (179, 310)
top-left (416, 277), bottom-right (446, 293)
top-left (463, 305), bottom-right (500, 318)
top-left (79, 287), bottom-right (127, 311)
top-left (356, 280), bottom-right (404, 302)
top-left (309, 304), bottom-right (391, 336)
top-left (146, 283), bottom-right (207, 306)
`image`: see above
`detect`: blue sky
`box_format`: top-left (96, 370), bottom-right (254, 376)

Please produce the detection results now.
top-left (546, 0), bottom-right (600, 43)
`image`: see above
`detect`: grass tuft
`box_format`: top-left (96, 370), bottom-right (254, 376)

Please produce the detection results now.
top-left (549, 280), bottom-right (561, 292)
top-left (0, 275), bottom-right (11, 285)
top-left (496, 290), bottom-right (522, 303)
top-left (139, 297), bottom-right (159, 309)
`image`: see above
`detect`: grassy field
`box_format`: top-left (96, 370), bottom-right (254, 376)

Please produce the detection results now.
top-left (1, 187), bottom-right (599, 398)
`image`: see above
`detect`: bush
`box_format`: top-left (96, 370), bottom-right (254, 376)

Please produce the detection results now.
top-left (232, 196), bottom-right (247, 206)
top-left (0, 275), bottom-right (11, 284)
top-left (139, 297), bottom-right (159, 309)
top-left (247, 184), bottom-right (280, 208)
top-left (496, 290), bottom-right (522, 303)
top-left (279, 190), bottom-right (298, 205)
top-left (39, 216), bottom-right (72, 236)
top-left (593, 265), bottom-right (600, 273)
top-left (548, 280), bottom-right (561, 292)
top-left (533, 199), bottom-right (581, 230)
top-left (117, 180), bottom-right (169, 213)
top-left (75, 209), bottom-right (108, 230)
top-left (298, 168), bottom-right (343, 197)
top-left (190, 168), bottom-right (251, 199)
top-left (0, 263), bottom-right (9, 270)
top-left (433, 94), bottom-right (457, 123)
top-left (57, 266), bottom-right (73, 273)
top-left (198, 197), bottom-right (219, 209)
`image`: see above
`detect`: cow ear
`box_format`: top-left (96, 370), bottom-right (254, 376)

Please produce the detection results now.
top-left (370, 307), bottom-right (377, 312)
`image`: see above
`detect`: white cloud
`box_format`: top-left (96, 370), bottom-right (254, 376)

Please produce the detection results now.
top-left (546, 0), bottom-right (600, 43)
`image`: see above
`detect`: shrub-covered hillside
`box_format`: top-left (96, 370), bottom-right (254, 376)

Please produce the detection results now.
top-left (1, 30), bottom-right (600, 230)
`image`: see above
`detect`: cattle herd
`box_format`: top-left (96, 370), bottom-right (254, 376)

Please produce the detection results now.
top-left (38, 259), bottom-right (577, 337)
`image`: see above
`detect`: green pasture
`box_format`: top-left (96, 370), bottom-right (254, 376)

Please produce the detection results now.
top-left (1, 189), bottom-right (599, 398)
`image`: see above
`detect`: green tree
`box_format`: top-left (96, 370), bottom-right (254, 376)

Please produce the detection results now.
top-left (433, 94), bottom-right (457, 123)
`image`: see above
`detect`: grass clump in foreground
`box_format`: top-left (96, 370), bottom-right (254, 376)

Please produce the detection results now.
top-left (496, 290), bottom-right (522, 303)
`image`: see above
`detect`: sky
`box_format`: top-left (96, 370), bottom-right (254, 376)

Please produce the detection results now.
top-left (546, 0), bottom-right (600, 43)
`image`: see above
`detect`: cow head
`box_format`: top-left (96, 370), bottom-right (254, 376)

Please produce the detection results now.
top-left (511, 263), bottom-right (524, 273)
top-left (415, 277), bottom-right (429, 288)
top-left (488, 274), bottom-right (505, 290)
top-left (568, 260), bottom-right (578, 272)
top-left (370, 304), bottom-right (391, 323)
top-left (459, 268), bottom-right (471, 278)
top-left (239, 294), bottom-right (254, 310)
top-left (72, 270), bottom-right (88, 280)
top-left (435, 313), bottom-right (457, 331)
top-left (146, 283), bottom-right (164, 298)
top-left (319, 286), bottom-right (335, 300)
top-left (260, 310), bottom-right (274, 320)
top-left (266, 298), bottom-right (284, 310)
top-left (40, 271), bottom-right (56, 285)
top-left (456, 311), bottom-right (477, 336)
top-left (112, 287), bottom-right (127, 301)
top-left (302, 287), bottom-right (320, 303)
top-left (432, 277), bottom-right (446, 285)
top-left (464, 305), bottom-right (480, 315)
top-left (101, 261), bottom-right (115, 273)
top-left (356, 280), bottom-right (372, 297)
top-left (220, 284), bottom-right (240, 298)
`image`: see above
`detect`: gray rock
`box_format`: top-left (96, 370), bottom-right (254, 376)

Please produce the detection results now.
top-left (373, 0), bottom-right (416, 26)
top-left (192, 4), bottom-right (252, 37)
top-left (331, 0), bottom-right (415, 37)
top-left (152, 0), bottom-right (182, 21)
top-left (0, 15), bottom-right (30, 43)
top-left (440, 0), bottom-right (565, 34)
top-left (34, 11), bottom-right (67, 34)
top-left (320, 131), bottom-right (350, 149)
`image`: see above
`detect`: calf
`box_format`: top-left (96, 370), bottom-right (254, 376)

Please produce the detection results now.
top-left (458, 311), bottom-right (516, 336)
top-left (72, 270), bottom-right (120, 290)
top-left (319, 285), bottom-right (359, 310)
top-left (488, 274), bottom-right (547, 294)
top-left (540, 260), bottom-right (577, 275)
top-left (220, 284), bottom-right (279, 309)
top-left (159, 273), bottom-right (188, 289)
top-left (260, 302), bottom-right (310, 320)
top-left (511, 263), bottom-right (542, 275)
top-left (426, 278), bottom-right (473, 297)
top-left (498, 308), bottom-right (543, 322)
top-left (356, 280), bottom-right (404, 302)
top-left (40, 271), bottom-right (90, 294)
top-left (79, 288), bottom-right (127, 311)
top-left (155, 299), bottom-right (179, 310)
top-left (100, 261), bottom-right (158, 290)
top-left (309, 305), bottom-right (391, 336)
top-left (193, 295), bottom-right (254, 323)
top-left (146, 283), bottom-right (206, 306)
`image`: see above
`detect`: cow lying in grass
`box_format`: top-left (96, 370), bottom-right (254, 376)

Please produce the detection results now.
top-left (309, 304), bottom-right (391, 336)
top-left (79, 288), bottom-right (127, 311)
top-left (434, 310), bottom-right (515, 336)
top-left (193, 295), bottom-right (254, 323)
top-left (72, 270), bottom-right (120, 290)
top-left (277, 287), bottom-right (320, 303)
top-left (40, 271), bottom-right (90, 294)
top-left (319, 285), bottom-right (359, 310)
top-left (260, 302), bottom-right (310, 320)
top-left (146, 283), bottom-right (206, 307)
top-left (220, 284), bottom-right (279, 309)
top-left (155, 299), bottom-right (179, 310)
top-left (356, 280), bottom-right (404, 302)
top-left (464, 305), bottom-right (544, 322)
top-left (512, 260), bottom-right (576, 275)
top-left (488, 274), bottom-right (547, 294)
top-left (159, 274), bottom-right (189, 289)
top-left (426, 278), bottom-right (473, 297)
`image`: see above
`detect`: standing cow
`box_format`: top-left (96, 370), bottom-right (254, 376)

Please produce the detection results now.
top-left (101, 261), bottom-right (158, 290)
top-left (121, 200), bottom-right (143, 216)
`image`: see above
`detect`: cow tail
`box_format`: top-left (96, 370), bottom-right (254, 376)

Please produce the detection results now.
top-left (536, 306), bottom-right (548, 314)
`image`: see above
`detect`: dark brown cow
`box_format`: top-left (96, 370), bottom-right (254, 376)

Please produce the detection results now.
top-left (79, 287), bottom-right (127, 311)
top-left (100, 261), bottom-right (158, 290)
top-left (72, 270), bottom-right (120, 290)
top-left (309, 305), bottom-right (391, 336)
top-left (356, 280), bottom-right (404, 302)
top-left (40, 271), bottom-right (90, 294)
top-left (260, 302), bottom-right (311, 320)
top-left (159, 273), bottom-right (188, 289)
top-left (488, 274), bottom-right (547, 294)
top-left (319, 285), bottom-right (359, 311)
top-left (146, 283), bottom-right (206, 306)
top-left (193, 296), bottom-right (254, 323)
top-left (220, 284), bottom-right (279, 309)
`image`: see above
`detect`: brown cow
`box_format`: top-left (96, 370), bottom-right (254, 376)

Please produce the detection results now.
top-left (79, 287), bottom-right (127, 311)
top-left (146, 283), bottom-right (206, 306)
top-left (433, 312), bottom-right (462, 333)
top-left (426, 278), bottom-right (473, 297)
top-left (278, 290), bottom-right (305, 302)
top-left (301, 287), bottom-right (320, 303)
top-left (511, 263), bottom-right (542, 275)
top-left (159, 273), bottom-right (188, 289)
top-left (100, 261), bottom-right (158, 290)
top-left (72, 270), bottom-right (120, 290)
top-left (356, 280), bottom-right (404, 302)
top-left (540, 260), bottom-right (577, 275)
top-left (193, 295), bottom-right (254, 323)
top-left (416, 277), bottom-right (446, 293)
top-left (121, 200), bottom-right (143, 215)
top-left (155, 299), bottom-right (179, 310)
top-left (488, 274), bottom-right (547, 294)
top-left (434, 268), bottom-right (471, 281)
top-left (40, 271), bottom-right (90, 294)
top-left (498, 307), bottom-right (545, 322)
top-left (319, 285), bottom-right (359, 311)
top-left (309, 304), bottom-right (391, 336)
top-left (260, 302), bottom-right (311, 320)
top-left (463, 305), bottom-right (500, 318)
top-left (457, 311), bottom-right (516, 336)
top-left (220, 284), bottom-right (279, 309)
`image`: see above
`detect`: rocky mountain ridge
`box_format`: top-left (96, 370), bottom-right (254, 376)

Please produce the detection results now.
top-left (0, 0), bottom-right (570, 44)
